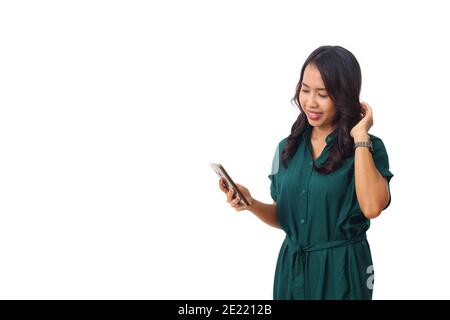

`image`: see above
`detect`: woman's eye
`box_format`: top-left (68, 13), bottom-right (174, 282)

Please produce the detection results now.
top-left (301, 89), bottom-right (327, 98)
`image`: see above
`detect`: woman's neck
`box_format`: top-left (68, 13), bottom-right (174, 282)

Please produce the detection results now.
top-left (311, 125), bottom-right (336, 142)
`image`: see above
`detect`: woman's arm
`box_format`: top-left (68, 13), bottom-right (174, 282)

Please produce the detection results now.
top-left (219, 178), bottom-right (280, 228)
top-left (248, 200), bottom-right (280, 229)
top-left (354, 133), bottom-right (390, 219)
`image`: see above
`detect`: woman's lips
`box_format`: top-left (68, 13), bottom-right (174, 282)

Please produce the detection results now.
top-left (307, 111), bottom-right (323, 121)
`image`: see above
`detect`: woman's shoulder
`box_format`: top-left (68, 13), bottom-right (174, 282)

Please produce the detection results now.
top-left (368, 133), bottom-right (382, 142)
top-left (368, 133), bottom-right (388, 146)
top-left (368, 133), bottom-right (391, 155)
top-left (274, 136), bottom-right (289, 154)
top-left (279, 136), bottom-right (288, 147)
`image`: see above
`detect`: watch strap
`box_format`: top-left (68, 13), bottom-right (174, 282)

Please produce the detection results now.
top-left (354, 140), bottom-right (373, 153)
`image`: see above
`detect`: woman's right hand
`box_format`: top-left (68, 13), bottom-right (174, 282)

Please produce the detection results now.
top-left (218, 178), bottom-right (253, 211)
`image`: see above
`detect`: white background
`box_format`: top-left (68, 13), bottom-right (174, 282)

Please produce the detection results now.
top-left (0, 0), bottom-right (448, 299)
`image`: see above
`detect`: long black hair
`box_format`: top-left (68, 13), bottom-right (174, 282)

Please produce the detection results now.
top-left (281, 45), bottom-right (364, 174)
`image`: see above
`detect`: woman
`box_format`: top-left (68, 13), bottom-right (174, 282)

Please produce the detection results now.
top-left (218, 45), bottom-right (393, 300)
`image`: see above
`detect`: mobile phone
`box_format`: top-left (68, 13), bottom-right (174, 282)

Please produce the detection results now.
top-left (210, 162), bottom-right (250, 207)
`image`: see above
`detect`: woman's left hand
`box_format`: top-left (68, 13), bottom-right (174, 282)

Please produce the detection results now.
top-left (350, 101), bottom-right (373, 139)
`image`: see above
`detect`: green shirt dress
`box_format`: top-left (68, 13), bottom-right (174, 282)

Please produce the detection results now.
top-left (268, 124), bottom-right (393, 300)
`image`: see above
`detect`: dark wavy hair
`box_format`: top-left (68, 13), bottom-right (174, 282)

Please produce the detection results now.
top-left (281, 45), bottom-right (364, 174)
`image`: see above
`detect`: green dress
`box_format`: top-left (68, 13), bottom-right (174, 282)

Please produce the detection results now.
top-left (268, 124), bottom-right (393, 300)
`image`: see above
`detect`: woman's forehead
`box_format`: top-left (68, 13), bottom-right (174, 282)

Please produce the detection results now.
top-left (303, 64), bottom-right (326, 89)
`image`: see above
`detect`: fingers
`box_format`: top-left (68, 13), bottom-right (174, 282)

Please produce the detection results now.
top-left (230, 194), bottom-right (247, 211)
top-left (218, 178), bottom-right (228, 193)
top-left (218, 178), bottom-right (235, 200)
top-left (361, 102), bottom-right (372, 111)
top-left (219, 178), bottom-right (247, 211)
top-left (227, 187), bottom-right (235, 202)
top-left (230, 193), bottom-right (241, 206)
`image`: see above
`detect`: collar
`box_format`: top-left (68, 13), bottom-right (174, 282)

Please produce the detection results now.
top-left (303, 124), bottom-right (338, 145)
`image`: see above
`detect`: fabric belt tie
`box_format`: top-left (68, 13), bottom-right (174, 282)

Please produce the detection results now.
top-left (285, 234), bottom-right (367, 299)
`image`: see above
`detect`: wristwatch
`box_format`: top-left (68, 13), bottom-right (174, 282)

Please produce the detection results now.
top-left (354, 140), bottom-right (373, 153)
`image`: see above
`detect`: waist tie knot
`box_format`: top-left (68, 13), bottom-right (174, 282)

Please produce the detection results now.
top-left (285, 234), bottom-right (367, 299)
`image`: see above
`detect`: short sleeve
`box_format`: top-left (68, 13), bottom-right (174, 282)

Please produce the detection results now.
top-left (268, 141), bottom-right (282, 203)
top-left (371, 136), bottom-right (394, 209)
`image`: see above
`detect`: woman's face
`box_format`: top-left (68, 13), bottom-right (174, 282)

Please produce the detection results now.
top-left (299, 63), bottom-right (337, 130)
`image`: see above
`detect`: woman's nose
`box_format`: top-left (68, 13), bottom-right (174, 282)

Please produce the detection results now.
top-left (306, 95), bottom-right (317, 107)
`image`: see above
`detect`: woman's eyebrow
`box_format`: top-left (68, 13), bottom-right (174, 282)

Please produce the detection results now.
top-left (302, 82), bottom-right (327, 91)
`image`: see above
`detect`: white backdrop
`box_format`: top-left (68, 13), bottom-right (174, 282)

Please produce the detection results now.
top-left (1, 0), bottom-right (448, 299)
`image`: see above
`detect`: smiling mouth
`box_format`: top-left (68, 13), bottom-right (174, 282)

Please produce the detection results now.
top-left (307, 111), bottom-right (323, 120)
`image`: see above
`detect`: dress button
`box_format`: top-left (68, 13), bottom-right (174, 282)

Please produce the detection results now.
top-left (309, 161), bottom-right (313, 165)
top-left (302, 189), bottom-right (306, 194)
top-left (300, 219), bottom-right (305, 224)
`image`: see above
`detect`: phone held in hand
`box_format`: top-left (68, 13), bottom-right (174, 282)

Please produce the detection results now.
top-left (210, 162), bottom-right (250, 207)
